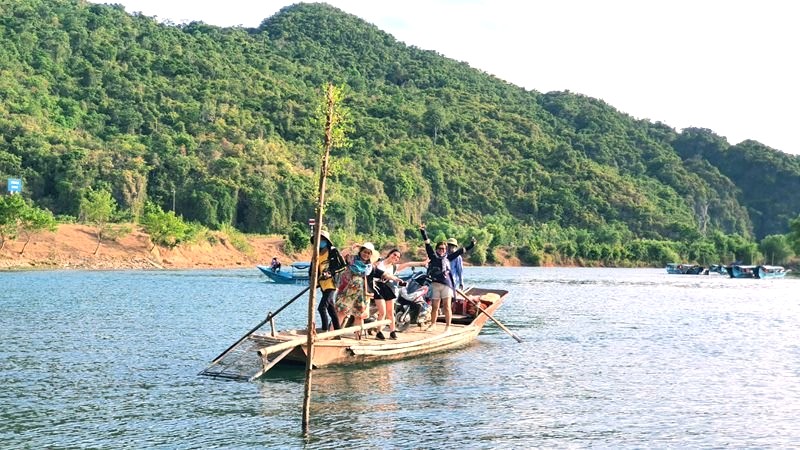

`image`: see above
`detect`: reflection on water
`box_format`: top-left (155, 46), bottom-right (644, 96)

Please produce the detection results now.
top-left (2, 268), bottom-right (800, 448)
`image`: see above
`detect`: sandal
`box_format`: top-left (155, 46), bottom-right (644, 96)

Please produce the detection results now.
top-left (390, 331), bottom-right (398, 340)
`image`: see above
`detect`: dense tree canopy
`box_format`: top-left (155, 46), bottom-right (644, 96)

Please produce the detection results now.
top-left (1, 0), bottom-right (799, 266)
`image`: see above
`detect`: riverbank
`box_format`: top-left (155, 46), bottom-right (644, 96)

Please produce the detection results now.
top-left (0, 224), bottom-right (291, 271)
top-left (0, 223), bottom-right (520, 271)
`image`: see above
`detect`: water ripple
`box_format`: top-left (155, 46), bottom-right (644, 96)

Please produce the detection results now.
top-left (2, 268), bottom-right (800, 447)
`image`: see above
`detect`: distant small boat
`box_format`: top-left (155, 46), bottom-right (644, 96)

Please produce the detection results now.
top-left (725, 264), bottom-right (758, 279)
top-left (708, 264), bottom-right (728, 275)
top-left (257, 262), bottom-right (311, 284)
top-left (756, 265), bottom-right (790, 279)
top-left (666, 263), bottom-right (705, 274)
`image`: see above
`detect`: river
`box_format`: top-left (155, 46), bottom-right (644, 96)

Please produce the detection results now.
top-left (2, 267), bottom-right (799, 448)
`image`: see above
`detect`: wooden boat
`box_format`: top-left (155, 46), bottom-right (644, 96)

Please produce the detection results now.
top-left (257, 262), bottom-right (311, 284)
top-left (665, 263), bottom-right (705, 274)
top-left (200, 287), bottom-right (508, 381)
top-left (756, 265), bottom-right (790, 279)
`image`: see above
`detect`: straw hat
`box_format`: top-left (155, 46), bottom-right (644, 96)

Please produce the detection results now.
top-left (319, 229), bottom-right (331, 243)
top-left (446, 238), bottom-right (459, 246)
top-left (359, 242), bottom-right (380, 263)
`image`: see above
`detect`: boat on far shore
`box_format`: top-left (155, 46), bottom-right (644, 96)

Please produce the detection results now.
top-left (756, 265), bottom-right (790, 279)
top-left (666, 263), bottom-right (706, 275)
top-left (723, 264), bottom-right (790, 279)
top-left (725, 264), bottom-right (758, 278)
top-left (708, 264), bottom-right (728, 275)
top-left (257, 262), bottom-right (311, 284)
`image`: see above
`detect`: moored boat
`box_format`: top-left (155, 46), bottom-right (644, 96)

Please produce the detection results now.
top-left (200, 287), bottom-right (508, 381)
top-left (708, 264), bottom-right (728, 275)
top-left (666, 263), bottom-right (705, 274)
top-left (257, 262), bottom-right (311, 284)
top-left (726, 264), bottom-right (758, 278)
top-left (756, 265), bottom-right (790, 279)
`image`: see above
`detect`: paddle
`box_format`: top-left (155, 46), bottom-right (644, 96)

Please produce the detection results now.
top-left (206, 286), bottom-right (310, 367)
top-left (456, 288), bottom-right (523, 343)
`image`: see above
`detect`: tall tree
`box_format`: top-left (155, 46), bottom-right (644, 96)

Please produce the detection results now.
top-left (0, 194), bottom-right (26, 250)
top-left (758, 234), bottom-right (793, 265)
top-left (17, 203), bottom-right (57, 255)
top-left (787, 216), bottom-right (800, 256)
top-left (79, 188), bottom-right (119, 255)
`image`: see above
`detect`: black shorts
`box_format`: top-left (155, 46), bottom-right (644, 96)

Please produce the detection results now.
top-left (373, 281), bottom-right (397, 300)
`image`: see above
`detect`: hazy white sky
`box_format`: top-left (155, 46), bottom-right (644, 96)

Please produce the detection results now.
top-left (97, 1), bottom-right (799, 155)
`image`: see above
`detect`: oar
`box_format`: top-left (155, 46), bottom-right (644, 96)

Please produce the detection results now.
top-left (456, 288), bottom-right (523, 343)
top-left (206, 286), bottom-right (310, 367)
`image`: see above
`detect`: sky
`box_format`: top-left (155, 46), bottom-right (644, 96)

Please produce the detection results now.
top-left (95, 1), bottom-right (799, 155)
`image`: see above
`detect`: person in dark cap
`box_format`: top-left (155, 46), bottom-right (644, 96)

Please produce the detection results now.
top-left (270, 256), bottom-right (281, 272)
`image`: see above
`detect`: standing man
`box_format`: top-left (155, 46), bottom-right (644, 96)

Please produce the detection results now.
top-left (447, 238), bottom-right (464, 291)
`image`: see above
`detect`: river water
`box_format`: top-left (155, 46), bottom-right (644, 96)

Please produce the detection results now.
top-left (2, 267), bottom-right (799, 448)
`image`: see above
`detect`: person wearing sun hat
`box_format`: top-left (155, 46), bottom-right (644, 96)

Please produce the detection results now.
top-left (334, 242), bottom-right (402, 339)
top-left (446, 238), bottom-right (464, 291)
top-left (313, 229), bottom-right (346, 332)
top-left (420, 225), bottom-right (475, 334)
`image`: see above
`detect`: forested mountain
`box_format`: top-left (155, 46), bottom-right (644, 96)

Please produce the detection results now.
top-left (1, 0), bottom-right (799, 265)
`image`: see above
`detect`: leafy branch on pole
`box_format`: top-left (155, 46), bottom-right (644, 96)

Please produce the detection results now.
top-left (302, 83), bottom-right (351, 435)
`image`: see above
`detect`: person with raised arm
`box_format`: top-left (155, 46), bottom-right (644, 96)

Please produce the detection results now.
top-left (419, 224), bottom-right (475, 333)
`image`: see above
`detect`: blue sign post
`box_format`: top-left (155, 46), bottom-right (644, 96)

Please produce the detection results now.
top-left (7, 178), bottom-right (22, 194)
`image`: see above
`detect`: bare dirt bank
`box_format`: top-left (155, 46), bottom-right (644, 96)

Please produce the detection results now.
top-left (0, 224), bottom-right (295, 271)
top-left (0, 224), bottom-right (523, 271)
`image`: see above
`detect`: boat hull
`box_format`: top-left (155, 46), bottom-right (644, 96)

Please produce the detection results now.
top-left (756, 265), bottom-right (789, 279)
top-left (255, 287), bottom-right (506, 369)
top-left (270, 326), bottom-right (484, 367)
top-left (726, 265), bottom-right (758, 278)
top-left (666, 263), bottom-right (705, 274)
top-left (257, 265), bottom-right (310, 284)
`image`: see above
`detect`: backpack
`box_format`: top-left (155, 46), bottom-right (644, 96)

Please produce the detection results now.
top-left (427, 257), bottom-right (448, 280)
top-left (328, 247), bottom-right (346, 275)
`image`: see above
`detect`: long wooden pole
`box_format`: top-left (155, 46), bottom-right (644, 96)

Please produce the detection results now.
top-left (455, 288), bottom-right (523, 343)
top-left (302, 83), bottom-right (337, 434)
top-left (203, 286), bottom-right (310, 369)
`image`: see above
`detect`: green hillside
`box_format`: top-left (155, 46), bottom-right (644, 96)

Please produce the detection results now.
top-left (1, 0), bottom-right (799, 265)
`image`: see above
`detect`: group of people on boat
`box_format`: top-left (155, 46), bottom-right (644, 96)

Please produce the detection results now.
top-left (312, 225), bottom-right (475, 340)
